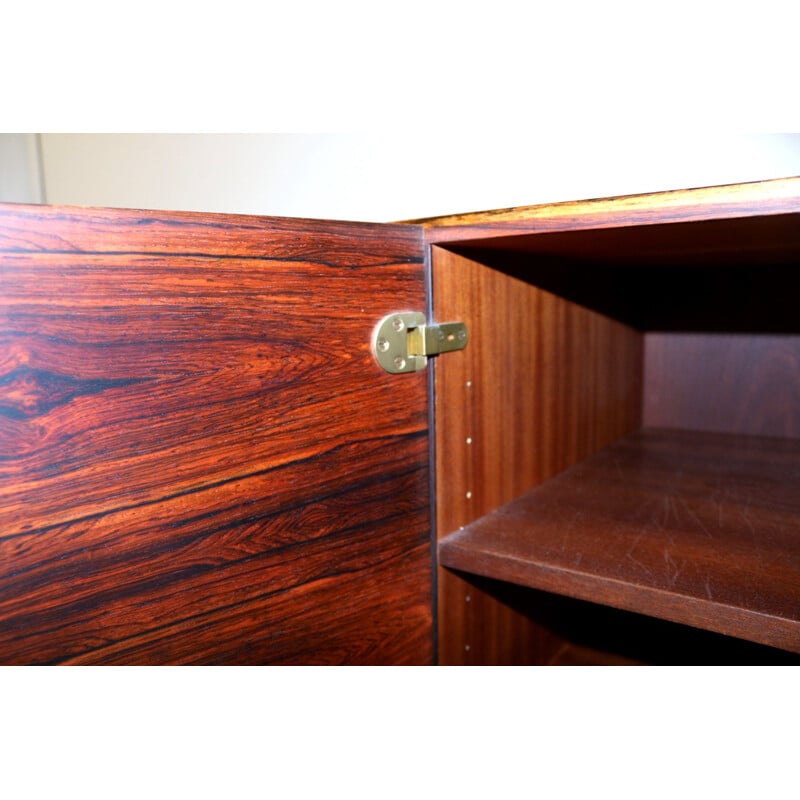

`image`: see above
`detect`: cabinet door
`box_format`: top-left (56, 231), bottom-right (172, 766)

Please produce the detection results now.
top-left (0, 204), bottom-right (431, 664)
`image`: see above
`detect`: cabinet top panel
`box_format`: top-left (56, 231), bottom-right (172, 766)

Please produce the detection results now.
top-left (413, 176), bottom-right (800, 244)
top-left (418, 176), bottom-right (800, 333)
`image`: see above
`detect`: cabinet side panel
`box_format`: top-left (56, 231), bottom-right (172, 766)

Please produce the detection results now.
top-left (432, 247), bottom-right (642, 664)
top-left (0, 204), bottom-right (431, 664)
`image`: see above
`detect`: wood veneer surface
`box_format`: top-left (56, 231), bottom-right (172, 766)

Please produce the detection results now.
top-left (432, 247), bottom-right (643, 664)
top-left (0, 204), bottom-right (432, 664)
top-left (416, 177), bottom-right (800, 242)
top-left (644, 334), bottom-right (800, 437)
top-left (439, 428), bottom-right (800, 653)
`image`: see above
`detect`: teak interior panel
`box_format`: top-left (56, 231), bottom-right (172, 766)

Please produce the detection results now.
top-left (0, 204), bottom-right (431, 664)
top-left (439, 428), bottom-right (800, 654)
top-left (432, 247), bottom-right (643, 665)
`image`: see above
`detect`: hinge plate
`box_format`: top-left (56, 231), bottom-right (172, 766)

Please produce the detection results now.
top-left (372, 312), bottom-right (468, 373)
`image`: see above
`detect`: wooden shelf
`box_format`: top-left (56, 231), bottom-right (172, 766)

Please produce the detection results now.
top-left (439, 428), bottom-right (800, 653)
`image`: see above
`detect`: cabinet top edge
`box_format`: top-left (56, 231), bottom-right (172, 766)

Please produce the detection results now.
top-left (406, 176), bottom-right (800, 238)
top-left (0, 201), bottom-right (423, 236)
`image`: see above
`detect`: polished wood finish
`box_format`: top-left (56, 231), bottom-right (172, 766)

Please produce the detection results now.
top-left (431, 247), bottom-right (643, 664)
top-left (440, 428), bottom-right (800, 653)
top-left (644, 334), bottom-right (800, 438)
top-left (416, 176), bottom-right (800, 243)
top-left (427, 178), bottom-right (800, 664)
top-left (0, 203), bottom-right (431, 664)
top-left (5, 177), bottom-right (800, 666)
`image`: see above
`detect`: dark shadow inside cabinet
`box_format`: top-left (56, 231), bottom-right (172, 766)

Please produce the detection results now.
top-left (456, 572), bottom-right (800, 666)
top-left (435, 209), bottom-right (800, 663)
top-left (447, 212), bottom-right (800, 332)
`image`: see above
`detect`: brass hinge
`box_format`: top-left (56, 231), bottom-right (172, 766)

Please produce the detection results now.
top-left (372, 312), bottom-right (468, 373)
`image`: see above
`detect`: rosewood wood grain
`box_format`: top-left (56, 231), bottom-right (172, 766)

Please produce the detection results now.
top-left (440, 428), bottom-right (800, 653)
top-left (431, 247), bottom-right (643, 664)
top-left (0, 203), bottom-right (431, 664)
top-left (416, 177), bottom-right (800, 244)
top-left (644, 334), bottom-right (800, 438)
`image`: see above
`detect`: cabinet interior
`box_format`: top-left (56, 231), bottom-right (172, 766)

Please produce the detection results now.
top-left (432, 208), bottom-right (800, 664)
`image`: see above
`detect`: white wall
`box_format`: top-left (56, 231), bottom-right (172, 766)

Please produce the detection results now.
top-left (14, 133), bottom-right (800, 221)
top-left (0, 134), bottom-right (44, 204)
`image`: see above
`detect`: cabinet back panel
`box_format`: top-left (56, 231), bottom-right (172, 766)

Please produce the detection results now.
top-left (0, 204), bottom-right (431, 664)
top-left (644, 333), bottom-right (800, 438)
